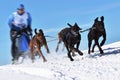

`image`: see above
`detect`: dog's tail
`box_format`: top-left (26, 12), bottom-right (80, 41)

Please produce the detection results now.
top-left (34, 28), bottom-right (37, 34)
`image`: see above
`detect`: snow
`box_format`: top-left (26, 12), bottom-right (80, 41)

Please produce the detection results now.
top-left (0, 41), bottom-right (120, 80)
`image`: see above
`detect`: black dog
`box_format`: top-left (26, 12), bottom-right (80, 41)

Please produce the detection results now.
top-left (56, 23), bottom-right (83, 61)
top-left (88, 16), bottom-right (106, 54)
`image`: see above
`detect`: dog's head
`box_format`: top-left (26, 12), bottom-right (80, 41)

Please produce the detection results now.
top-left (34, 28), bottom-right (44, 42)
top-left (70, 23), bottom-right (81, 36)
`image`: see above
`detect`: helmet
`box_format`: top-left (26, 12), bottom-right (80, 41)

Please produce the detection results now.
top-left (17, 4), bottom-right (24, 10)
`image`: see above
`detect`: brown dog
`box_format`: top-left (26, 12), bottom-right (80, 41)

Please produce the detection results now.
top-left (29, 28), bottom-right (50, 62)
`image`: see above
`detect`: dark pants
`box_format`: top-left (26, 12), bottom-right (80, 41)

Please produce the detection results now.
top-left (10, 30), bottom-right (20, 61)
top-left (10, 30), bottom-right (31, 61)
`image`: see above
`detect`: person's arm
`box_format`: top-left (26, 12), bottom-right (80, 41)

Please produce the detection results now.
top-left (8, 14), bottom-right (14, 29)
top-left (27, 12), bottom-right (32, 29)
top-left (27, 12), bottom-right (32, 35)
top-left (8, 14), bottom-right (21, 31)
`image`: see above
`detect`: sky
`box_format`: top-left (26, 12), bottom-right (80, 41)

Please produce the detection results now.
top-left (0, 0), bottom-right (120, 65)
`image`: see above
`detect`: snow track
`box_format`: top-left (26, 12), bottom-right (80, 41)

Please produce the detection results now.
top-left (0, 41), bottom-right (120, 80)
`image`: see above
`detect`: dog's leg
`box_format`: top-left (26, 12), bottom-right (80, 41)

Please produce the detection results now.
top-left (92, 43), bottom-right (96, 52)
top-left (29, 41), bottom-right (34, 63)
top-left (38, 49), bottom-right (47, 62)
top-left (30, 49), bottom-right (35, 63)
top-left (62, 44), bottom-right (65, 51)
top-left (95, 39), bottom-right (104, 54)
top-left (65, 43), bottom-right (74, 61)
top-left (88, 39), bottom-right (92, 54)
top-left (44, 44), bottom-right (50, 53)
top-left (77, 49), bottom-right (83, 56)
top-left (56, 40), bottom-right (61, 52)
top-left (68, 50), bottom-right (74, 61)
top-left (72, 47), bottom-right (83, 56)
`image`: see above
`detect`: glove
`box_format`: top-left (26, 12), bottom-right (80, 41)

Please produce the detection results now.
top-left (27, 25), bottom-right (32, 36)
top-left (27, 25), bottom-right (32, 32)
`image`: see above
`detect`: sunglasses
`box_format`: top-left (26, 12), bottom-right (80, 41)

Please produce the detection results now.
top-left (18, 8), bottom-right (24, 11)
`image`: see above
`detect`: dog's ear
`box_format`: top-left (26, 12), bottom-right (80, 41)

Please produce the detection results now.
top-left (34, 28), bottom-right (37, 34)
top-left (67, 23), bottom-right (72, 27)
top-left (75, 22), bottom-right (77, 24)
top-left (94, 17), bottom-right (98, 22)
top-left (100, 16), bottom-right (104, 22)
top-left (39, 29), bottom-right (44, 35)
top-left (39, 29), bottom-right (42, 32)
top-left (74, 22), bottom-right (78, 26)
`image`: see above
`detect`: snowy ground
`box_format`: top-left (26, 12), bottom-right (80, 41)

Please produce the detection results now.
top-left (0, 41), bottom-right (120, 80)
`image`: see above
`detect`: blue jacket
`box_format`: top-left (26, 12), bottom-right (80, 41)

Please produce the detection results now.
top-left (8, 12), bottom-right (32, 31)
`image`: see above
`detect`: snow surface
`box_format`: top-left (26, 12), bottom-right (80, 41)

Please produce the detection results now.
top-left (0, 41), bottom-right (120, 80)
